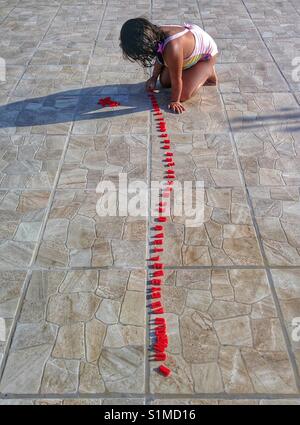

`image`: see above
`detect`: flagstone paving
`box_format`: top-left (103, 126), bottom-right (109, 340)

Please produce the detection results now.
top-left (149, 269), bottom-right (297, 395)
top-left (0, 269), bottom-right (146, 394)
top-left (0, 0), bottom-right (300, 406)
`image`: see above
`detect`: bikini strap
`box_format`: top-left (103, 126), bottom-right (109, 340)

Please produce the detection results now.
top-left (156, 23), bottom-right (192, 54)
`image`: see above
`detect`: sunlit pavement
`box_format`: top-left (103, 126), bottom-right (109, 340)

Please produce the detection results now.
top-left (0, 0), bottom-right (300, 405)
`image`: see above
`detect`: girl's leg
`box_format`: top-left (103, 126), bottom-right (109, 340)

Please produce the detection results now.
top-left (204, 65), bottom-right (218, 86)
top-left (180, 56), bottom-right (217, 101)
top-left (159, 56), bottom-right (217, 98)
top-left (159, 66), bottom-right (171, 88)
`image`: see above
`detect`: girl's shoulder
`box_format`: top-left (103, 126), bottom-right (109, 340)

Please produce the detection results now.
top-left (159, 25), bottom-right (186, 52)
top-left (157, 25), bottom-right (187, 65)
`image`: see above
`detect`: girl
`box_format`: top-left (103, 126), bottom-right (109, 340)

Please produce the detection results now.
top-left (120, 18), bottom-right (218, 114)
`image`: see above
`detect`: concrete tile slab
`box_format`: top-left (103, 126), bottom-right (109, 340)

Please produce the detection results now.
top-left (249, 186), bottom-right (300, 265)
top-left (271, 269), bottom-right (300, 373)
top-left (35, 190), bottom-right (147, 268)
top-left (223, 92), bottom-right (299, 133)
top-left (149, 268), bottom-right (297, 394)
top-left (0, 269), bottom-right (146, 394)
top-left (0, 134), bottom-right (65, 189)
top-left (0, 271), bottom-right (26, 368)
top-left (0, 190), bottom-right (50, 269)
top-left (58, 133), bottom-right (147, 189)
top-left (218, 63), bottom-right (289, 93)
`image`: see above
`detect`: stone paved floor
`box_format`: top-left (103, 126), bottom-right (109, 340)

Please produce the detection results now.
top-left (0, 0), bottom-right (300, 405)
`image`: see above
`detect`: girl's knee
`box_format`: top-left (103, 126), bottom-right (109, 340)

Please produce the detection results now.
top-left (180, 90), bottom-right (194, 102)
top-left (159, 75), bottom-right (171, 88)
top-left (180, 94), bottom-right (190, 102)
top-left (159, 67), bottom-right (171, 88)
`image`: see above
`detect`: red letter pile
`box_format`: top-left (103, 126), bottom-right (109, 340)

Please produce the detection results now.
top-left (98, 96), bottom-right (120, 107)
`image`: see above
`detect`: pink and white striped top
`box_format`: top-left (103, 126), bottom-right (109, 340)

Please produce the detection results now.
top-left (156, 23), bottom-right (218, 70)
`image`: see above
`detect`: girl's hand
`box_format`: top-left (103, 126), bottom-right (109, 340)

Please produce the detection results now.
top-left (168, 101), bottom-right (185, 114)
top-left (146, 76), bottom-right (157, 92)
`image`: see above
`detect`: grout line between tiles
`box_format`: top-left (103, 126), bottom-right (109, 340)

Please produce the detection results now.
top-left (1, 392), bottom-right (300, 401)
top-left (144, 0), bottom-right (154, 400)
top-left (144, 117), bottom-right (152, 394)
top-left (0, 1), bottom-right (20, 25)
top-left (194, 0), bottom-right (205, 30)
top-left (1, 265), bottom-right (300, 272)
top-left (0, 184), bottom-right (298, 192)
top-left (5, 60), bottom-right (291, 66)
top-left (0, 270), bottom-right (32, 380)
top-left (288, 0), bottom-right (300, 18)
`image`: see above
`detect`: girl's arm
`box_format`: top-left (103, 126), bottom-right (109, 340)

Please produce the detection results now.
top-left (164, 43), bottom-right (185, 113)
top-left (146, 59), bottom-right (162, 91)
top-left (152, 59), bottom-right (163, 80)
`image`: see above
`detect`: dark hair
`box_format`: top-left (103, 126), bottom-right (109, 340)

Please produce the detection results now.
top-left (120, 18), bottom-right (166, 67)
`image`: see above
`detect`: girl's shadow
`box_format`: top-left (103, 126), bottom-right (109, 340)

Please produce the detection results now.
top-left (0, 83), bottom-right (161, 129)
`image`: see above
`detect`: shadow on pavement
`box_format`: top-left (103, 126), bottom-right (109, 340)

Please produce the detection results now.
top-left (0, 82), bottom-right (158, 129)
top-left (230, 108), bottom-right (300, 133)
